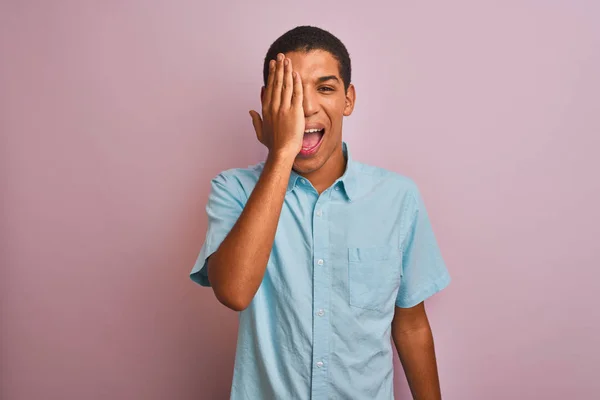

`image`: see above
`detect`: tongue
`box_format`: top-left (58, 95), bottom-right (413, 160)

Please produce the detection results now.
top-left (302, 130), bottom-right (322, 148)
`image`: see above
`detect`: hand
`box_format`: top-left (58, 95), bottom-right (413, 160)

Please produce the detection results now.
top-left (249, 53), bottom-right (304, 161)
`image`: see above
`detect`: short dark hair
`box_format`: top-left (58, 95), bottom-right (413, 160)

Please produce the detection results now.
top-left (263, 26), bottom-right (352, 92)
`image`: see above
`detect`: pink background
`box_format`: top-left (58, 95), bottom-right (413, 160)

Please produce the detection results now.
top-left (2, 1), bottom-right (599, 399)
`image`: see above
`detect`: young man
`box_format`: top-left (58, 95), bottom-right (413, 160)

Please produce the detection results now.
top-left (191, 26), bottom-right (450, 400)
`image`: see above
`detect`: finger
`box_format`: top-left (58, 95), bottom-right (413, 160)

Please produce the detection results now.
top-left (281, 58), bottom-right (293, 109)
top-left (271, 53), bottom-right (285, 112)
top-left (291, 70), bottom-right (304, 109)
top-left (249, 110), bottom-right (264, 142)
top-left (263, 60), bottom-right (276, 111)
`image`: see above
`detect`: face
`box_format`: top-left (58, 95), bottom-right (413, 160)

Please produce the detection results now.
top-left (264, 50), bottom-right (356, 178)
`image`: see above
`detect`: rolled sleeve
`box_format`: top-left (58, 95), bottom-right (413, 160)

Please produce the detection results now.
top-left (396, 187), bottom-right (450, 308)
top-left (190, 173), bottom-right (244, 287)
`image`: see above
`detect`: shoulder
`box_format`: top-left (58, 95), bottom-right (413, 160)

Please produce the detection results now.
top-left (353, 161), bottom-right (421, 200)
top-left (210, 162), bottom-right (265, 200)
top-left (214, 162), bottom-right (264, 185)
top-left (353, 161), bottom-right (430, 232)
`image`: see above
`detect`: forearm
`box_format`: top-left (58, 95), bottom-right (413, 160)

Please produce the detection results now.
top-left (393, 327), bottom-right (441, 400)
top-left (208, 152), bottom-right (294, 310)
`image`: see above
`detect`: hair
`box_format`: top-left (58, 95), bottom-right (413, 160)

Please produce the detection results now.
top-left (263, 26), bottom-right (352, 92)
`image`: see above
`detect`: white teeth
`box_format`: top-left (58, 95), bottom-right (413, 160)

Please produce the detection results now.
top-left (304, 128), bottom-right (323, 133)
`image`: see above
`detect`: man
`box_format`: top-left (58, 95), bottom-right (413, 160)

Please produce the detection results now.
top-left (191, 26), bottom-right (450, 400)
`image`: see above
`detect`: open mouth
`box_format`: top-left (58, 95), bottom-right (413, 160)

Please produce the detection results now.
top-left (299, 127), bottom-right (325, 157)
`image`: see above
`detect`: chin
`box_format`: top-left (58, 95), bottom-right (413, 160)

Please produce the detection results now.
top-left (293, 157), bottom-right (324, 174)
top-left (294, 149), bottom-right (332, 174)
top-left (297, 138), bottom-right (340, 169)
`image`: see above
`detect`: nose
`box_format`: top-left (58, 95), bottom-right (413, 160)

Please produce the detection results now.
top-left (302, 87), bottom-right (319, 117)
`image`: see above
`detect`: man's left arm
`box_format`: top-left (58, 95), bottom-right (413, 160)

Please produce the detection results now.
top-left (392, 302), bottom-right (441, 400)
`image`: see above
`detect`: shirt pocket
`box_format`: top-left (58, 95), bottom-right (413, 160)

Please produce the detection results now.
top-left (348, 245), bottom-right (403, 312)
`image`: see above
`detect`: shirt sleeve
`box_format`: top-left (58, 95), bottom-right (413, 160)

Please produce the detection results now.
top-left (395, 186), bottom-right (451, 308)
top-left (190, 173), bottom-right (245, 287)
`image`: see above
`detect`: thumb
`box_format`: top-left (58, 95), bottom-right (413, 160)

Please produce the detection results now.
top-left (249, 110), bottom-right (263, 142)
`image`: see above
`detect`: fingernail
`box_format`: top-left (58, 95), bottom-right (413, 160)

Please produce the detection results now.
top-left (277, 54), bottom-right (283, 61)
top-left (284, 59), bottom-right (289, 66)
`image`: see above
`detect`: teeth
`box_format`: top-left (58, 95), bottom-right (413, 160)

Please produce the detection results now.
top-left (304, 128), bottom-right (323, 133)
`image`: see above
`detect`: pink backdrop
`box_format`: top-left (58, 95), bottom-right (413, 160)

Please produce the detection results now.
top-left (2, 1), bottom-right (599, 399)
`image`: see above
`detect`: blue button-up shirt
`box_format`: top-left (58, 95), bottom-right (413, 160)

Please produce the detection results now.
top-left (191, 142), bottom-right (450, 399)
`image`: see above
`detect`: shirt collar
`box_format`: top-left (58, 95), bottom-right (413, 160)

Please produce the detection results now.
top-left (287, 170), bottom-right (302, 193)
top-left (287, 141), bottom-right (358, 202)
top-left (338, 141), bottom-right (358, 201)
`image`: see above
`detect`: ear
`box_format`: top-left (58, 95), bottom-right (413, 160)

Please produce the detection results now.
top-left (343, 83), bottom-right (356, 116)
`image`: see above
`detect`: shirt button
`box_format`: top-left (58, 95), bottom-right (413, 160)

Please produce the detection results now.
top-left (317, 309), bottom-right (325, 316)
top-left (317, 259), bottom-right (324, 266)
top-left (316, 210), bottom-right (322, 217)
top-left (316, 361), bottom-right (324, 368)
top-left (301, 178), bottom-right (307, 184)
top-left (335, 187), bottom-right (340, 191)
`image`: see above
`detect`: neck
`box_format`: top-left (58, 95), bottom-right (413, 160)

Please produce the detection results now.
top-left (299, 142), bottom-right (347, 194)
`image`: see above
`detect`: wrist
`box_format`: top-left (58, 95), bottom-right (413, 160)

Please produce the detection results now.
top-left (266, 149), bottom-right (297, 168)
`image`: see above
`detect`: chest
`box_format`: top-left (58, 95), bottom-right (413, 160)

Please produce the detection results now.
top-left (264, 187), bottom-right (412, 313)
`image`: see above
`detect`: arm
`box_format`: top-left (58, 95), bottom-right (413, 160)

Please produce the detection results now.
top-left (208, 154), bottom-right (292, 311)
top-left (207, 54), bottom-right (304, 311)
top-left (392, 302), bottom-right (442, 400)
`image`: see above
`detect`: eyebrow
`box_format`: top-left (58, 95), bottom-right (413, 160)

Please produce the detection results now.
top-left (317, 75), bottom-right (340, 84)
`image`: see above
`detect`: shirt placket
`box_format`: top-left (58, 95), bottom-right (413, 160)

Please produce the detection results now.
top-left (310, 188), bottom-right (332, 399)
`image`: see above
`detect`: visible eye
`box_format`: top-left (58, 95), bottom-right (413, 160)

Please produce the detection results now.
top-left (318, 86), bottom-right (334, 92)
